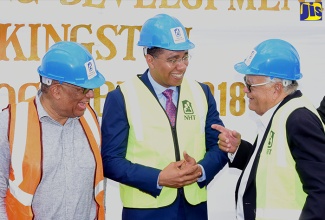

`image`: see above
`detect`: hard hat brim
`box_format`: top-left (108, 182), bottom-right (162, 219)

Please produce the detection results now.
top-left (38, 68), bottom-right (106, 89)
top-left (234, 61), bottom-right (303, 80)
top-left (77, 71), bottom-right (106, 89)
top-left (234, 62), bottom-right (259, 75)
top-left (137, 41), bottom-right (195, 51)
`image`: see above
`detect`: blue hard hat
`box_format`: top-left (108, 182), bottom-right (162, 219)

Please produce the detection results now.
top-left (234, 39), bottom-right (302, 80)
top-left (37, 41), bottom-right (106, 89)
top-left (137, 14), bottom-right (195, 51)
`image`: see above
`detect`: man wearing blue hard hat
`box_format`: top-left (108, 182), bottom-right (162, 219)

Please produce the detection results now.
top-left (0, 41), bottom-right (106, 219)
top-left (101, 14), bottom-right (227, 220)
top-left (212, 39), bottom-right (325, 220)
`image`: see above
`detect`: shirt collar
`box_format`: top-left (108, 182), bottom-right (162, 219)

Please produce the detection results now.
top-left (35, 90), bottom-right (49, 119)
top-left (257, 102), bottom-right (280, 131)
top-left (147, 71), bottom-right (177, 96)
top-left (36, 90), bottom-right (77, 123)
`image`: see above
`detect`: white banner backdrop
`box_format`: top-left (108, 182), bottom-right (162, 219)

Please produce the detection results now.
top-left (1, 0), bottom-right (324, 219)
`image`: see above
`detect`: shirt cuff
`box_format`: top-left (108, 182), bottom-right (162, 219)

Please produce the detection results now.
top-left (197, 164), bottom-right (206, 182)
top-left (228, 147), bottom-right (239, 163)
top-left (157, 164), bottom-right (207, 187)
top-left (157, 175), bottom-right (163, 189)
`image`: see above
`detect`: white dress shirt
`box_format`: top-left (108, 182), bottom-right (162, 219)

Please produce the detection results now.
top-left (236, 103), bottom-right (279, 220)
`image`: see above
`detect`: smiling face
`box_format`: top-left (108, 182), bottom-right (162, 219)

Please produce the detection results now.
top-left (41, 82), bottom-right (95, 125)
top-left (146, 49), bottom-right (189, 88)
top-left (243, 75), bottom-right (278, 116)
top-left (58, 83), bottom-right (94, 117)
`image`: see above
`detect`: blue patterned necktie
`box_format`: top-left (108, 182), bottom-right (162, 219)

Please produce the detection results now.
top-left (162, 89), bottom-right (176, 126)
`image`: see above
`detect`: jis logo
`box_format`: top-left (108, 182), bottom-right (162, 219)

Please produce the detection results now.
top-left (300, 2), bottom-right (322, 21)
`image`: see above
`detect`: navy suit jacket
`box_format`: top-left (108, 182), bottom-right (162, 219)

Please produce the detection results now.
top-left (230, 90), bottom-right (325, 220)
top-left (101, 70), bottom-right (228, 220)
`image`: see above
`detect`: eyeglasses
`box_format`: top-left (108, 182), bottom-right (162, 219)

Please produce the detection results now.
top-left (244, 76), bottom-right (272, 92)
top-left (61, 83), bottom-right (93, 94)
top-left (154, 54), bottom-right (191, 66)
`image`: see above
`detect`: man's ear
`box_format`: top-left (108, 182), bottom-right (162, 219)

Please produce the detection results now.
top-left (49, 84), bottom-right (61, 100)
top-left (275, 83), bottom-right (282, 92)
top-left (145, 54), bottom-right (155, 68)
top-left (272, 83), bottom-right (284, 102)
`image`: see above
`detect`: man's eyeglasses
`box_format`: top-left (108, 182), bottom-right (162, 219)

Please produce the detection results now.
top-left (154, 54), bottom-right (191, 66)
top-left (61, 83), bottom-right (93, 94)
top-left (244, 76), bottom-right (272, 93)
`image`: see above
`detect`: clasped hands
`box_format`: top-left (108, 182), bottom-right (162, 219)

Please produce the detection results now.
top-left (158, 151), bottom-right (202, 188)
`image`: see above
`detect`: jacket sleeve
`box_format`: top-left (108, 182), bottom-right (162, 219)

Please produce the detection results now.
top-left (0, 109), bottom-right (10, 220)
top-left (101, 88), bottom-right (162, 197)
top-left (287, 108), bottom-right (325, 220)
top-left (197, 83), bottom-right (228, 187)
top-left (229, 140), bottom-right (254, 170)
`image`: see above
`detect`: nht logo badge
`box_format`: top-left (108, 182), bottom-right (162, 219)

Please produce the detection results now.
top-left (266, 130), bottom-right (275, 155)
top-left (182, 100), bottom-right (196, 121)
top-left (300, 2), bottom-right (322, 21)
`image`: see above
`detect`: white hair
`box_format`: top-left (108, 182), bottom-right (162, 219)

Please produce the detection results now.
top-left (271, 77), bottom-right (298, 94)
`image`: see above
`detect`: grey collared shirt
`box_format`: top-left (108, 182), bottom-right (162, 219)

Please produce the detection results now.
top-left (0, 91), bottom-right (97, 220)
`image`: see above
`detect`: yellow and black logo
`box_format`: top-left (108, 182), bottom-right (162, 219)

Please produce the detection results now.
top-left (300, 2), bottom-right (322, 21)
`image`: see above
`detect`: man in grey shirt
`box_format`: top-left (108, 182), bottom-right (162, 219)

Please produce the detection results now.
top-left (0, 41), bottom-right (106, 220)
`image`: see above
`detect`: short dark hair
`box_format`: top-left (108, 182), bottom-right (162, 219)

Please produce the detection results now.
top-left (40, 83), bottom-right (50, 93)
top-left (40, 76), bottom-right (59, 93)
top-left (147, 47), bottom-right (164, 57)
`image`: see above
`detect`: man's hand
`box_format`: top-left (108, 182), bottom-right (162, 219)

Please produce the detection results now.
top-left (158, 152), bottom-right (201, 188)
top-left (211, 124), bottom-right (241, 154)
